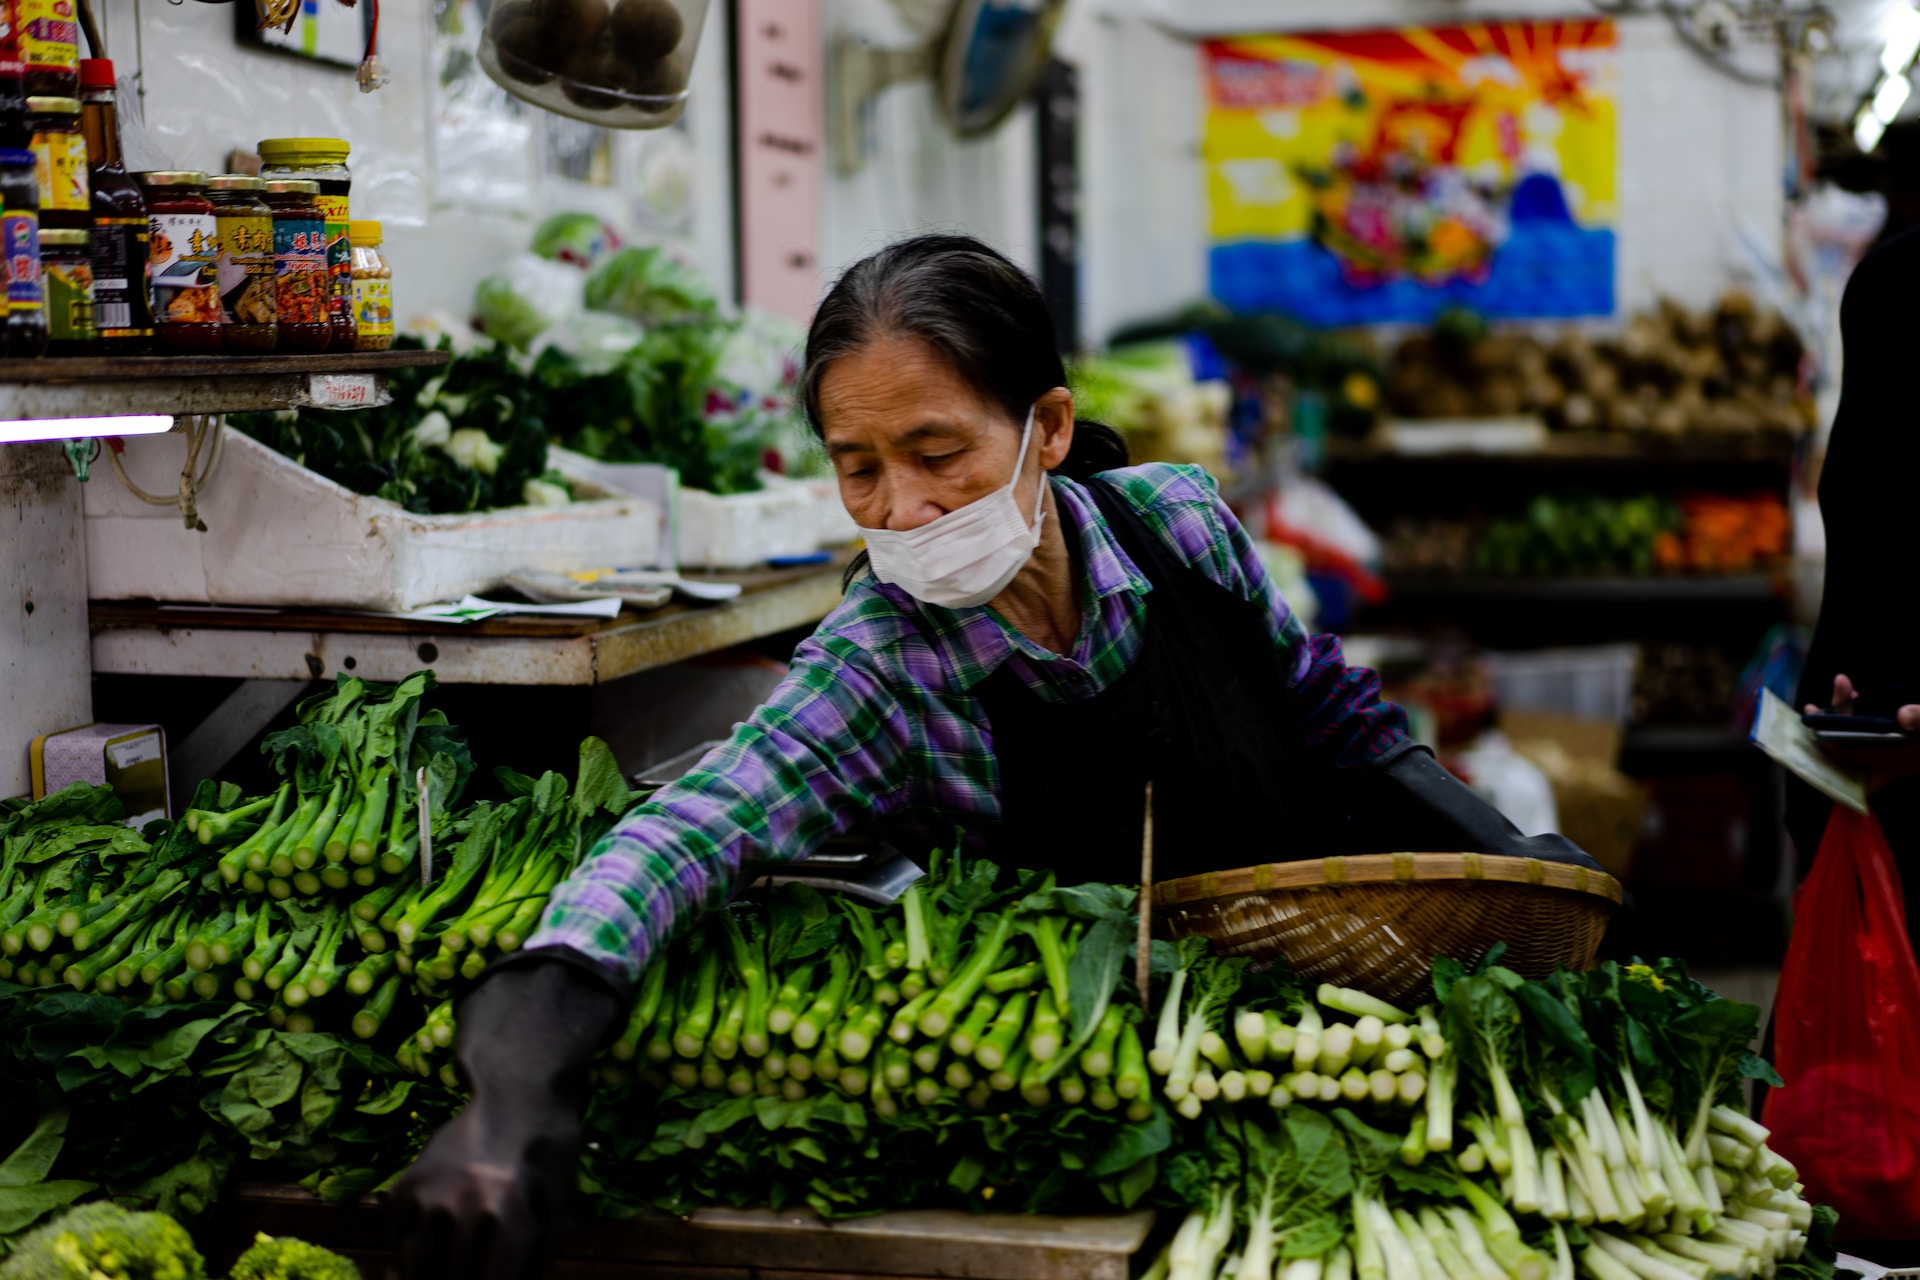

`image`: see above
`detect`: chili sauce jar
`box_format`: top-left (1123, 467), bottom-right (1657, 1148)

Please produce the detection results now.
top-left (136, 170), bottom-right (222, 353)
top-left (348, 219), bottom-right (392, 351)
top-left (40, 227), bottom-right (94, 354)
top-left (258, 137), bottom-right (355, 349)
top-left (262, 178), bottom-right (329, 353)
top-left (27, 95), bottom-right (86, 229)
top-left (208, 174), bottom-right (276, 353)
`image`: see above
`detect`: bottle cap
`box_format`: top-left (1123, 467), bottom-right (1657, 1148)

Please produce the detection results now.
top-left (40, 229), bottom-right (89, 246)
top-left (208, 173), bottom-right (267, 191)
top-left (135, 171), bottom-right (211, 187)
top-left (348, 219), bottom-right (382, 244)
top-left (263, 178), bottom-right (322, 195)
top-left (26, 97), bottom-right (80, 114)
top-left (79, 59), bottom-right (115, 89)
top-left (257, 137), bottom-right (351, 165)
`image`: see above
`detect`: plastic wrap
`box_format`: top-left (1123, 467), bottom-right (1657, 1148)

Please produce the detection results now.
top-left (480, 0), bottom-right (711, 129)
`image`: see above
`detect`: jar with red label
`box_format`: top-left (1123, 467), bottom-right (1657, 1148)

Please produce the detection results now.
top-left (14, 0), bottom-right (79, 98)
top-left (262, 178), bottom-right (329, 353)
top-left (135, 170), bottom-right (221, 353)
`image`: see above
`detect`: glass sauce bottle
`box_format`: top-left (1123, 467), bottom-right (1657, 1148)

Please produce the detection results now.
top-left (80, 59), bottom-right (152, 353)
top-left (27, 95), bottom-right (86, 230)
top-left (207, 174), bottom-right (276, 353)
top-left (136, 170), bottom-right (222, 353)
top-left (1, 148), bottom-right (49, 357)
top-left (39, 227), bottom-right (94, 355)
top-left (258, 137), bottom-right (355, 350)
top-left (263, 179), bottom-right (330, 353)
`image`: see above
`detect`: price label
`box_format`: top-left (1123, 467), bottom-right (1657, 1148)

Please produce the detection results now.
top-left (306, 372), bottom-right (381, 409)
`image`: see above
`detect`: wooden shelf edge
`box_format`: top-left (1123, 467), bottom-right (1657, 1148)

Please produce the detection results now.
top-left (0, 349), bottom-right (449, 383)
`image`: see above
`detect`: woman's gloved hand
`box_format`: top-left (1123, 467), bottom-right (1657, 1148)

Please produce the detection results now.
top-left (392, 951), bottom-right (623, 1280)
top-left (1380, 747), bottom-right (1608, 874)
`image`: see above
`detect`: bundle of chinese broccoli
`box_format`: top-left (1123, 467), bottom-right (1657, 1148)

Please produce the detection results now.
top-left (0, 671), bottom-right (635, 1085)
top-left (1136, 955), bottom-right (1829, 1280)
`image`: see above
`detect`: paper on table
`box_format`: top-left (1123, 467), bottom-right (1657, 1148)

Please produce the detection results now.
top-left (368, 595), bottom-right (625, 624)
top-left (506, 570), bottom-right (673, 610)
top-left (1750, 688), bottom-right (1870, 815)
top-left (529, 567), bottom-right (744, 603)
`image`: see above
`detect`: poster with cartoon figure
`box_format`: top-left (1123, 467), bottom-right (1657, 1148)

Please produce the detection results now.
top-left (1203, 21), bottom-right (1618, 325)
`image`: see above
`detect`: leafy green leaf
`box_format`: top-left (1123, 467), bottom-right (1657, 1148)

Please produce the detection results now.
top-left (0, 1178), bottom-right (97, 1233)
top-left (354, 1079), bottom-right (414, 1116)
top-left (0, 1109), bottom-right (68, 1188)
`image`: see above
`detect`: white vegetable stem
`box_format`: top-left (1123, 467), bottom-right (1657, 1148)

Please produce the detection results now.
top-left (1317, 983), bottom-right (1410, 1023)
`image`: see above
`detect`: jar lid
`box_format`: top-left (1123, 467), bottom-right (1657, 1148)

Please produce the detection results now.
top-left (348, 219), bottom-right (382, 244)
top-left (26, 97), bottom-right (80, 114)
top-left (263, 178), bottom-right (322, 195)
top-left (40, 229), bottom-right (89, 246)
top-left (136, 170), bottom-right (210, 187)
top-left (79, 58), bottom-right (114, 89)
top-left (208, 173), bottom-right (266, 191)
top-left (258, 137), bottom-right (351, 164)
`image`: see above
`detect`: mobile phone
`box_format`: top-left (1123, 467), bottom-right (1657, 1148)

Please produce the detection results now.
top-left (1803, 711), bottom-right (1912, 744)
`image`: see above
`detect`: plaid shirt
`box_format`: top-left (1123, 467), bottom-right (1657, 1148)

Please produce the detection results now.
top-left (529, 463), bottom-right (1412, 986)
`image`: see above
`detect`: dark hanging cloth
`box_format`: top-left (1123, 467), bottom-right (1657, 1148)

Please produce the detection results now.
top-left (975, 477), bottom-right (1437, 887)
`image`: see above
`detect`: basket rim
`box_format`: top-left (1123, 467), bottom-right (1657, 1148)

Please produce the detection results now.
top-left (1151, 852), bottom-right (1623, 909)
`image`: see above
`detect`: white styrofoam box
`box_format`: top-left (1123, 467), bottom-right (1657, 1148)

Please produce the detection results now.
top-left (83, 428), bottom-right (663, 611)
top-left (804, 476), bottom-right (859, 550)
top-left (677, 474), bottom-right (821, 570)
top-left (1484, 644), bottom-right (1641, 724)
top-left (543, 449), bottom-right (679, 571)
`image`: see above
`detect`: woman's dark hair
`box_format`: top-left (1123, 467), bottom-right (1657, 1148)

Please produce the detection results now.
top-left (802, 233), bottom-right (1128, 483)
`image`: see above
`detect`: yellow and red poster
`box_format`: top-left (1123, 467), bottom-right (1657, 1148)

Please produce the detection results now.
top-left (1203, 21), bottom-right (1618, 325)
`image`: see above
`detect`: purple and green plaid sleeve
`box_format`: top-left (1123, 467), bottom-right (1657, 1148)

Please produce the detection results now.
top-left (529, 463), bottom-right (1410, 985)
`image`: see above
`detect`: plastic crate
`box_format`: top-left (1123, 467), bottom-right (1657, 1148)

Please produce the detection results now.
top-left (1483, 644), bottom-right (1640, 724)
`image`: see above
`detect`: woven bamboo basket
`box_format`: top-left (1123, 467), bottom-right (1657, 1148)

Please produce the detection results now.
top-left (1152, 852), bottom-right (1623, 1007)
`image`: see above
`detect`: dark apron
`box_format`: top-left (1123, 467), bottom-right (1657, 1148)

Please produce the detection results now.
top-left (975, 478), bottom-right (1357, 886)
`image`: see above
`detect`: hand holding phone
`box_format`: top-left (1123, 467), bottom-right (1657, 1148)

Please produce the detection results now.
top-left (1803, 674), bottom-right (1920, 790)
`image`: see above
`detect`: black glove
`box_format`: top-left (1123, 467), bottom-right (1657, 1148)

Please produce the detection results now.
top-left (1379, 747), bottom-right (1607, 874)
top-left (392, 949), bottom-right (624, 1280)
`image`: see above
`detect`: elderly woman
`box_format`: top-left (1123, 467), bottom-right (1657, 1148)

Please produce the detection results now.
top-left (394, 234), bottom-right (1594, 1279)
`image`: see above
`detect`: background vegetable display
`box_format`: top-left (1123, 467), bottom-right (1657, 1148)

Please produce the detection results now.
top-left (230, 214), bottom-right (814, 516)
top-left (0, 669), bottom-right (1838, 1280)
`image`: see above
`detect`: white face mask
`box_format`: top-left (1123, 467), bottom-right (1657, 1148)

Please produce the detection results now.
top-left (860, 406), bottom-right (1047, 609)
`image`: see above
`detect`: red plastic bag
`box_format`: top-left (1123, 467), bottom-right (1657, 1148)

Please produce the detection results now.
top-left (1764, 805), bottom-right (1920, 1238)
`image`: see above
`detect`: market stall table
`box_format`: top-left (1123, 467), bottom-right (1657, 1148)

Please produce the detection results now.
top-left (89, 555), bottom-right (857, 686)
top-left (203, 1184), bottom-right (1158, 1280)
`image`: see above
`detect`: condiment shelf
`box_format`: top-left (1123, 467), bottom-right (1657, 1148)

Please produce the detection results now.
top-left (202, 1183), bottom-right (1156, 1280)
top-left (0, 349), bottom-right (449, 417)
top-left (89, 554), bottom-right (856, 686)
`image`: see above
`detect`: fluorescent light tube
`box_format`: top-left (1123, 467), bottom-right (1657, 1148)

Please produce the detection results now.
top-left (1872, 70), bottom-right (1912, 123)
top-left (0, 415), bottom-right (174, 444)
top-left (1856, 104), bottom-right (1889, 152)
top-left (1884, 6), bottom-right (1920, 75)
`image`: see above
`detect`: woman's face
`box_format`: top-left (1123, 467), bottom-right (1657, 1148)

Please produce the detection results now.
top-left (817, 334), bottom-right (1074, 533)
